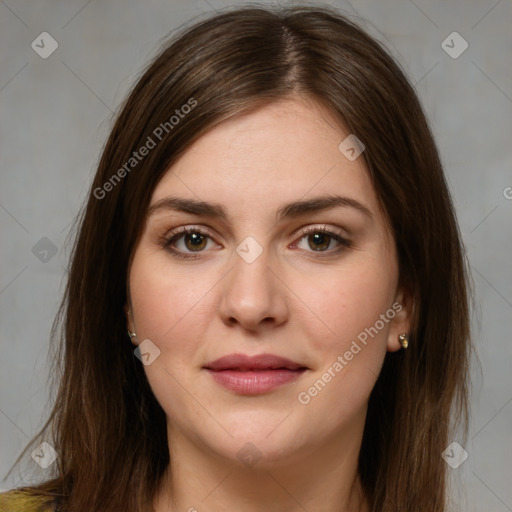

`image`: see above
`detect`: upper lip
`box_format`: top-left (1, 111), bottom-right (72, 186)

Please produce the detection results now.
top-left (203, 353), bottom-right (307, 371)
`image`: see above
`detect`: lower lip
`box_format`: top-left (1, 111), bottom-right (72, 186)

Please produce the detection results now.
top-left (206, 369), bottom-right (306, 395)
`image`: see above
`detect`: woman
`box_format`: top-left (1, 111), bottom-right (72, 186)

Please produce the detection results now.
top-left (1, 4), bottom-right (471, 511)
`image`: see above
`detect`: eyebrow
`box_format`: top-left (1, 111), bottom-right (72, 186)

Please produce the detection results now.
top-left (147, 194), bottom-right (373, 221)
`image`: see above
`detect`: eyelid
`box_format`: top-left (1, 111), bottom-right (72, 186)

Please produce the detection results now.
top-left (292, 224), bottom-right (349, 242)
top-left (163, 224), bottom-right (216, 240)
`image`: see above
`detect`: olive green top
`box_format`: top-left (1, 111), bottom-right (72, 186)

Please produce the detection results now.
top-left (0, 490), bottom-right (60, 511)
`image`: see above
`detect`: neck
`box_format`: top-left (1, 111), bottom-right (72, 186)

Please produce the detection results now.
top-left (153, 423), bottom-right (369, 512)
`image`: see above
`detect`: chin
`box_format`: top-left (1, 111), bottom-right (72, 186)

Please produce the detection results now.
top-left (203, 412), bottom-right (314, 468)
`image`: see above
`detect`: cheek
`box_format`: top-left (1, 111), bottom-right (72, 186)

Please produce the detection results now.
top-left (293, 254), bottom-right (397, 413)
top-left (129, 254), bottom-right (266, 442)
top-left (299, 257), bottom-right (397, 349)
top-left (293, 266), bottom-right (393, 425)
top-left (128, 253), bottom-right (217, 419)
top-left (128, 252), bottom-right (221, 368)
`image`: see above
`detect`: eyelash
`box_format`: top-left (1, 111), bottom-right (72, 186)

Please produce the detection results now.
top-left (159, 225), bottom-right (351, 260)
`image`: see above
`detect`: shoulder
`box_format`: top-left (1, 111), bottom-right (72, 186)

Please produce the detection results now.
top-left (0, 490), bottom-right (59, 511)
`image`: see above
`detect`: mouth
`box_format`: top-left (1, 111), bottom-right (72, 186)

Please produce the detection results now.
top-left (203, 353), bottom-right (309, 395)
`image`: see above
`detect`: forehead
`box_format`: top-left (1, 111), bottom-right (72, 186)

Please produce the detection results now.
top-left (150, 97), bottom-right (382, 225)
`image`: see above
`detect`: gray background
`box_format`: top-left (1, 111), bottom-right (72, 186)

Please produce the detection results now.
top-left (1, 0), bottom-right (511, 510)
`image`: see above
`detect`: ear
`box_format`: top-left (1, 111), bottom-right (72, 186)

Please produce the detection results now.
top-left (386, 286), bottom-right (414, 352)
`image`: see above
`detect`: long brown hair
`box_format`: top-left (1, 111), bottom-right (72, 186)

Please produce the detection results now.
top-left (5, 5), bottom-right (471, 511)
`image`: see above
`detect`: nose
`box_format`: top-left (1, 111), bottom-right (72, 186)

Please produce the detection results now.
top-left (218, 244), bottom-right (289, 332)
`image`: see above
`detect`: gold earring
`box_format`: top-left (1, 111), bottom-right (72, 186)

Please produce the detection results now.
top-left (399, 333), bottom-right (409, 349)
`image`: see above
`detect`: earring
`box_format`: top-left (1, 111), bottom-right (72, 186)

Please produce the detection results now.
top-left (399, 333), bottom-right (409, 349)
top-left (126, 308), bottom-right (136, 339)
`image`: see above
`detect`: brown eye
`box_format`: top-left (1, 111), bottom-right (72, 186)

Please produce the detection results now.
top-left (161, 226), bottom-right (219, 260)
top-left (307, 232), bottom-right (331, 251)
top-left (294, 227), bottom-right (351, 257)
top-left (184, 232), bottom-right (207, 251)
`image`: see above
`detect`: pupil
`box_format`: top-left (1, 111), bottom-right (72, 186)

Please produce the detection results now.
top-left (309, 233), bottom-right (330, 251)
top-left (186, 233), bottom-right (206, 250)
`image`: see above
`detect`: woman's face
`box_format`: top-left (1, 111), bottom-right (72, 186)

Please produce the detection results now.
top-left (127, 97), bottom-right (410, 467)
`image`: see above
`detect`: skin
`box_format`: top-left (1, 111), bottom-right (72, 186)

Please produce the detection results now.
top-left (126, 95), bottom-right (412, 512)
